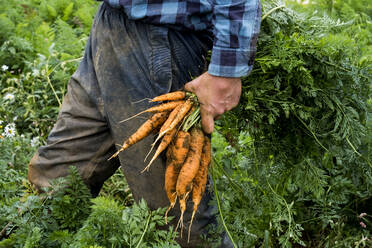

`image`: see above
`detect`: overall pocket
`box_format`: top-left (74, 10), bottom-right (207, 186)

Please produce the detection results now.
top-left (149, 25), bottom-right (173, 95)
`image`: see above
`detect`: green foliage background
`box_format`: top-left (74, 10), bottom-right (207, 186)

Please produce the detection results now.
top-left (0, 0), bottom-right (371, 247)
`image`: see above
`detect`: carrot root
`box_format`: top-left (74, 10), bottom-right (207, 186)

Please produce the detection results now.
top-left (119, 101), bottom-right (183, 123)
top-left (188, 136), bottom-right (211, 238)
top-left (164, 192), bottom-right (177, 224)
top-left (142, 126), bottom-right (178, 172)
top-left (157, 99), bottom-right (194, 144)
top-left (150, 91), bottom-right (186, 102)
top-left (176, 127), bottom-right (204, 197)
top-left (109, 112), bottom-right (168, 160)
top-left (188, 209), bottom-right (197, 243)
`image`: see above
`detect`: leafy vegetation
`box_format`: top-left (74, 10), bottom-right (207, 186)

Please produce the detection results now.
top-left (0, 0), bottom-right (371, 247)
top-left (0, 167), bottom-right (178, 248)
top-left (213, 0), bottom-right (372, 246)
top-left (0, 0), bottom-right (97, 138)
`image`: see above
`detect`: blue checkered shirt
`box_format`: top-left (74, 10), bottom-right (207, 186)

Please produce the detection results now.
top-left (103, 0), bottom-right (261, 77)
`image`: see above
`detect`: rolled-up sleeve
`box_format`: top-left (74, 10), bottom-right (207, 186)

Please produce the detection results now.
top-left (208, 0), bottom-right (261, 77)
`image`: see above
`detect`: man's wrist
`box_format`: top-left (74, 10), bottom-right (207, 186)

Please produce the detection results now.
top-left (204, 72), bottom-right (241, 86)
top-left (208, 46), bottom-right (254, 78)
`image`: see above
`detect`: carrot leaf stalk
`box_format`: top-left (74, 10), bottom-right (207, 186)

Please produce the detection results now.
top-left (182, 106), bottom-right (200, 132)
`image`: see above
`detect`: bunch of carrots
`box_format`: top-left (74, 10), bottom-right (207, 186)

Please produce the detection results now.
top-left (109, 91), bottom-right (211, 241)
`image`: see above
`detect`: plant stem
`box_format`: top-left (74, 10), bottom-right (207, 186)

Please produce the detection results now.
top-left (212, 166), bottom-right (237, 248)
top-left (183, 106), bottom-right (200, 131)
top-left (346, 137), bottom-right (362, 156)
top-left (293, 111), bottom-right (329, 152)
top-left (45, 63), bottom-right (62, 107)
top-left (135, 212), bottom-right (152, 248)
top-left (262, 5), bottom-right (286, 21)
top-left (0, 222), bottom-right (13, 239)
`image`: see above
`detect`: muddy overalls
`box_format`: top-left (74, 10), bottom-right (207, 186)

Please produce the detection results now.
top-left (27, 2), bottom-right (239, 247)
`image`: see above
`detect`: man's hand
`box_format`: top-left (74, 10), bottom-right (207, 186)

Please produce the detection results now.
top-left (184, 72), bottom-right (241, 134)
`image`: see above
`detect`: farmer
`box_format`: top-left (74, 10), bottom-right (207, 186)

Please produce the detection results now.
top-left (28, 0), bottom-right (261, 246)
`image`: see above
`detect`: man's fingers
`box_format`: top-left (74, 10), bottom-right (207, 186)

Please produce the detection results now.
top-left (200, 106), bottom-right (214, 134)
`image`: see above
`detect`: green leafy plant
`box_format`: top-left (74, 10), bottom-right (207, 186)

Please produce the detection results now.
top-left (0, 167), bottom-right (92, 248)
top-left (72, 198), bottom-right (179, 248)
top-left (0, 166), bottom-right (179, 248)
top-left (211, 0), bottom-right (372, 247)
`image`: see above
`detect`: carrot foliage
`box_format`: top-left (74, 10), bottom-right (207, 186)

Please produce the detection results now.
top-left (210, 0), bottom-right (372, 247)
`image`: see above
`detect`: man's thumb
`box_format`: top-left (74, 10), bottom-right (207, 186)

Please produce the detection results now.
top-left (184, 82), bottom-right (192, 92)
top-left (184, 78), bottom-right (197, 92)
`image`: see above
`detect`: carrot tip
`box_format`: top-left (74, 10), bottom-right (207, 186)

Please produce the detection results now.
top-left (165, 206), bottom-right (171, 224)
top-left (143, 146), bottom-right (154, 162)
top-left (188, 210), bottom-right (197, 243)
top-left (118, 110), bottom-right (145, 123)
top-left (176, 213), bottom-right (184, 238)
top-left (140, 162), bottom-right (153, 173)
top-left (131, 98), bottom-right (152, 104)
top-left (108, 149), bottom-right (121, 160)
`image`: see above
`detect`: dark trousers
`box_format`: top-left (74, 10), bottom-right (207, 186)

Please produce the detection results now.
top-left (28, 3), bottom-right (232, 247)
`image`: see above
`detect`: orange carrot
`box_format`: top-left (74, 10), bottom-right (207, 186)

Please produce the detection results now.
top-left (109, 112), bottom-right (168, 160)
top-left (164, 131), bottom-right (191, 223)
top-left (159, 102), bottom-right (184, 134)
top-left (151, 91), bottom-right (186, 102)
top-left (144, 103), bottom-right (185, 159)
top-left (119, 101), bottom-right (184, 123)
top-left (188, 136), bottom-right (211, 242)
top-left (176, 127), bottom-right (204, 196)
top-left (142, 124), bottom-right (179, 172)
top-left (158, 98), bottom-right (194, 140)
top-left (166, 99), bottom-right (194, 133)
top-left (149, 100), bottom-right (193, 154)
top-left (176, 127), bottom-right (204, 232)
top-left (169, 131), bottom-right (191, 166)
top-left (164, 161), bottom-right (177, 224)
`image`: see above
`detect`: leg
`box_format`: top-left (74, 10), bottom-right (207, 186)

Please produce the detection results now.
top-left (28, 7), bottom-right (121, 196)
top-left (28, 73), bottom-right (121, 197)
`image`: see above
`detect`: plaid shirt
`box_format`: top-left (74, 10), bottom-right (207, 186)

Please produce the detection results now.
top-left (103, 0), bottom-right (261, 77)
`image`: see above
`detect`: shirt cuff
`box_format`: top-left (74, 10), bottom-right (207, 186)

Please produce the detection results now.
top-left (208, 46), bottom-right (255, 78)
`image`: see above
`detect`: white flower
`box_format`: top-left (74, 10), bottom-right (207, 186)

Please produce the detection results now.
top-left (13, 116), bottom-right (17, 121)
top-left (3, 93), bottom-right (15, 101)
top-left (2, 123), bottom-right (16, 138)
top-left (1, 65), bottom-right (8, 71)
top-left (31, 136), bottom-right (40, 147)
top-left (32, 68), bottom-right (39, 77)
